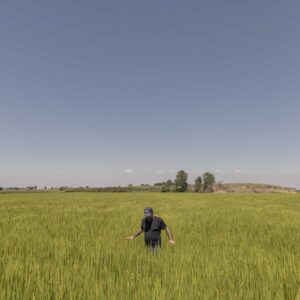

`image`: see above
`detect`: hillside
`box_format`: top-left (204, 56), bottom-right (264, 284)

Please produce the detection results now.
top-left (213, 183), bottom-right (297, 194)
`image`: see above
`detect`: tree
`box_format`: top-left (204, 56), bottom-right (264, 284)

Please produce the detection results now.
top-left (166, 179), bottom-right (173, 186)
top-left (194, 176), bottom-right (203, 192)
top-left (161, 184), bottom-right (170, 192)
top-left (203, 172), bottom-right (215, 192)
top-left (175, 170), bottom-right (188, 192)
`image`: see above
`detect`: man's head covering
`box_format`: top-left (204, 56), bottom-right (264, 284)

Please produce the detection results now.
top-left (144, 207), bottom-right (153, 217)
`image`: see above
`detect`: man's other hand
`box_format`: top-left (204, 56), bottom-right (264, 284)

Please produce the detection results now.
top-left (125, 236), bottom-right (134, 240)
top-left (169, 240), bottom-right (176, 245)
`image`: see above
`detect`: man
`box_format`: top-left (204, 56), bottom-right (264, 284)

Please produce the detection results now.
top-left (126, 207), bottom-right (175, 251)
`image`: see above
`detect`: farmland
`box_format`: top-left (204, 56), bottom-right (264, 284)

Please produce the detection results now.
top-left (0, 192), bottom-right (299, 299)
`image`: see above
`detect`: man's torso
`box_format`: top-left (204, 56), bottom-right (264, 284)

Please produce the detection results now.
top-left (141, 216), bottom-right (166, 244)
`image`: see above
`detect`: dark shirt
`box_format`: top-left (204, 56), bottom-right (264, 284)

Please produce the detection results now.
top-left (141, 216), bottom-right (167, 244)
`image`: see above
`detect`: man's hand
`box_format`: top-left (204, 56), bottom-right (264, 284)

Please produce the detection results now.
top-left (165, 227), bottom-right (175, 245)
top-left (126, 228), bottom-right (143, 241)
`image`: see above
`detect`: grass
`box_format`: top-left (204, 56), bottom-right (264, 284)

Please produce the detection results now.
top-left (0, 192), bottom-right (299, 299)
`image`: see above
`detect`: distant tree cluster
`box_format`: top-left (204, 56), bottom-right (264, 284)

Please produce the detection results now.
top-left (26, 186), bottom-right (37, 191)
top-left (194, 176), bottom-right (202, 192)
top-left (65, 185), bottom-right (161, 192)
top-left (175, 170), bottom-right (188, 192)
top-left (157, 170), bottom-right (215, 193)
top-left (173, 170), bottom-right (215, 193)
top-left (202, 172), bottom-right (215, 192)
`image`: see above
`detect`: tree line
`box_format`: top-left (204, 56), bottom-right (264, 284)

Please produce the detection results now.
top-left (158, 170), bottom-right (215, 193)
top-left (0, 170), bottom-right (216, 193)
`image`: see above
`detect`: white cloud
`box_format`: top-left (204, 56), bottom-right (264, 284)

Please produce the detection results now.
top-left (169, 169), bottom-right (175, 173)
top-left (216, 169), bottom-right (221, 173)
top-left (157, 170), bottom-right (164, 174)
top-left (124, 168), bottom-right (134, 174)
top-left (234, 169), bottom-right (241, 173)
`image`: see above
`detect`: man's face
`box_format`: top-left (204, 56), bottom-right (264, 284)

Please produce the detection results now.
top-left (145, 213), bottom-right (153, 221)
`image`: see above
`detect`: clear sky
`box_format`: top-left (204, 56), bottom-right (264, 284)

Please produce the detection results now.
top-left (1, 1), bottom-right (300, 188)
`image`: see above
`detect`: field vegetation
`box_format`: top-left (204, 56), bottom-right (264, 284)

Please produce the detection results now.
top-left (0, 192), bottom-right (299, 299)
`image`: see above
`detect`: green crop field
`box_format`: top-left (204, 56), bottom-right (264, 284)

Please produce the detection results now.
top-left (0, 192), bottom-right (299, 299)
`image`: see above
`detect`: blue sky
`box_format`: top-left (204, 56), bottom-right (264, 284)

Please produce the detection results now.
top-left (1, 1), bottom-right (300, 188)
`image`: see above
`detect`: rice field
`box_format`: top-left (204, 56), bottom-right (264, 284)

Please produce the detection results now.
top-left (0, 192), bottom-right (299, 299)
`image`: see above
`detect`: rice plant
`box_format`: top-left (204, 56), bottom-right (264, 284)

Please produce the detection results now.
top-left (0, 192), bottom-right (299, 299)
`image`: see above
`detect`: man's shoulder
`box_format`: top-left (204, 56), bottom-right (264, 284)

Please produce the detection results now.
top-left (153, 216), bottom-right (167, 229)
top-left (153, 215), bottom-right (164, 222)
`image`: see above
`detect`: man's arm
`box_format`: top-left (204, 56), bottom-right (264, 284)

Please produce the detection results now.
top-left (125, 228), bottom-right (143, 240)
top-left (165, 227), bottom-right (175, 244)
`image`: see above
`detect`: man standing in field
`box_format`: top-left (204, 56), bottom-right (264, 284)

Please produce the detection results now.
top-left (126, 207), bottom-right (175, 252)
